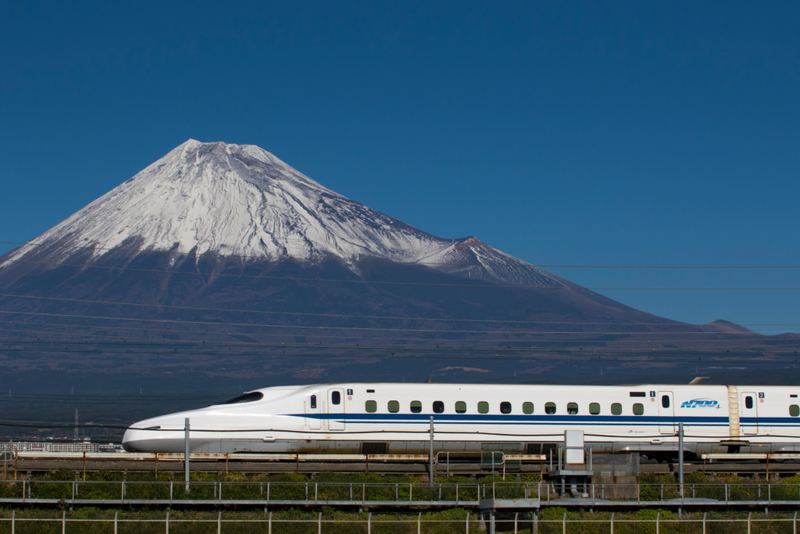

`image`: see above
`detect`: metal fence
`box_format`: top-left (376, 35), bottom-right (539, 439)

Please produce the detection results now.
top-left (4, 479), bottom-right (800, 507)
top-left (2, 510), bottom-right (800, 533)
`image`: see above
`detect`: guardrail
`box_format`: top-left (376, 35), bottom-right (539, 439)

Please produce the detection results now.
top-left (4, 479), bottom-right (800, 509)
top-left (1, 510), bottom-right (799, 534)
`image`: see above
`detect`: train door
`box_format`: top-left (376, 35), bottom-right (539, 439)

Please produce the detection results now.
top-left (306, 393), bottom-right (321, 430)
top-left (741, 391), bottom-right (758, 435)
top-left (658, 391), bottom-right (675, 434)
top-left (327, 388), bottom-right (345, 431)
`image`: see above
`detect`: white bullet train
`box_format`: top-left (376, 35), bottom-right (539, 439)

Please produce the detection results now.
top-left (122, 383), bottom-right (800, 458)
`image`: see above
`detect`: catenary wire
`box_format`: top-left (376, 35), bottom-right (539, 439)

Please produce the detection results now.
top-left (4, 239), bottom-right (800, 269)
top-left (3, 257), bottom-right (800, 291)
top-left (4, 334), bottom-right (800, 353)
top-left (5, 293), bottom-right (800, 327)
top-left (6, 325), bottom-right (800, 342)
top-left (2, 342), bottom-right (800, 361)
top-left (2, 309), bottom-right (799, 331)
top-left (5, 322), bottom-right (800, 346)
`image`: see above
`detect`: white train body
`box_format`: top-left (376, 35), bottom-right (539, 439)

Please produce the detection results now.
top-left (122, 383), bottom-right (800, 457)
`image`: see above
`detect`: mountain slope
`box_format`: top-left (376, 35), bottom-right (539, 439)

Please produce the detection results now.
top-left (0, 139), bottom-right (765, 390)
top-left (0, 140), bottom-right (563, 288)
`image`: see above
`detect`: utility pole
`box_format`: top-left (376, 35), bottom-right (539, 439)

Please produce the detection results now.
top-left (678, 422), bottom-right (684, 495)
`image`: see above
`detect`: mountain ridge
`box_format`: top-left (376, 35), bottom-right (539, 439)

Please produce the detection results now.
top-left (0, 140), bottom-right (568, 288)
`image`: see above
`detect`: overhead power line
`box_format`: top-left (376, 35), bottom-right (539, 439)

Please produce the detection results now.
top-left (5, 258), bottom-right (800, 291)
top-left (3, 293), bottom-right (800, 328)
top-left (1, 258), bottom-right (566, 290)
top-left (1, 309), bottom-right (798, 330)
top-left (1, 339), bottom-right (799, 359)
top-left (4, 323), bottom-right (799, 346)
top-left (3, 239), bottom-right (800, 269)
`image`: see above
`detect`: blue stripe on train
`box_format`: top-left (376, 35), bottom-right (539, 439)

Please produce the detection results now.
top-left (287, 413), bottom-right (732, 424)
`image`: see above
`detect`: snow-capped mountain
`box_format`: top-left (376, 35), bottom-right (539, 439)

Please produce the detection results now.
top-left (0, 140), bottom-right (566, 288)
top-left (0, 140), bottom-right (762, 391)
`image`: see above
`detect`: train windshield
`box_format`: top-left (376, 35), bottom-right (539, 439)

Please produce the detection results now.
top-left (214, 392), bottom-right (264, 405)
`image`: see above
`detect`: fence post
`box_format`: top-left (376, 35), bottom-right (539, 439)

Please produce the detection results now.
top-left (318, 512), bottom-right (322, 534)
top-left (562, 512), bottom-right (566, 534)
top-left (610, 512), bottom-right (614, 534)
top-left (166, 510), bottom-right (170, 534)
top-left (418, 512), bottom-right (422, 534)
top-left (514, 512), bottom-right (518, 534)
top-left (747, 512), bottom-right (751, 534)
top-left (268, 512), bottom-right (272, 534)
top-left (184, 417), bottom-right (190, 492)
top-left (218, 512), bottom-right (222, 534)
top-left (703, 512), bottom-right (706, 534)
top-left (62, 510), bottom-right (66, 534)
top-left (11, 510), bottom-right (15, 534)
top-left (114, 511), bottom-right (118, 534)
top-left (466, 512), bottom-right (470, 534)
top-left (656, 512), bottom-right (659, 534)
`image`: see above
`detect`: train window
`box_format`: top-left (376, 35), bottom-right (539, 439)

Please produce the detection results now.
top-left (500, 402), bottom-right (512, 414)
top-left (388, 400), bottom-right (400, 413)
top-left (567, 402), bottom-right (579, 415)
top-left (215, 392), bottom-right (264, 405)
top-left (433, 401), bottom-right (445, 413)
top-left (633, 403), bottom-right (644, 415)
top-left (478, 401), bottom-right (490, 414)
top-left (365, 400), bottom-right (377, 413)
top-left (745, 396), bottom-right (754, 409)
top-left (455, 401), bottom-right (467, 413)
top-left (662, 396), bottom-right (670, 408)
top-left (310, 395), bottom-right (317, 409)
top-left (331, 391), bottom-right (341, 405)
top-left (630, 392), bottom-right (646, 397)
top-left (611, 403), bottom-right (622, 415)
top-left (545, 402), bottom-right (556, 414)
top-left (589, 403), bottom-right (600, 415)
top-left (791, 405), bottom-right (800, 417)
top-left (410, 401), bottom-right (422, 413)
top-left (523, 402), bottom-right (534, 414)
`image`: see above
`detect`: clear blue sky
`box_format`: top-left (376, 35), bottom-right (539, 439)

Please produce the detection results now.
top-left (1, 1), bottom-right (798, 331)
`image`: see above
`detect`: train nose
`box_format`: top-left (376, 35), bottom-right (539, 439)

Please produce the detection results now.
top-left (122, 424), bottom-right (166, 452)
top-left (122, 428), bottom-right (145, 452)
top-left (122, 414), bottom-right (192, 453)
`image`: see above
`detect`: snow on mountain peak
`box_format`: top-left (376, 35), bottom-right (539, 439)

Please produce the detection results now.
top-left (2, 140), bottom-right (566, 287)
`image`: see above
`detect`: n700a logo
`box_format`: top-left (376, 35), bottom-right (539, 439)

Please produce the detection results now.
top-left (681, 399), bottom-right (719, 409)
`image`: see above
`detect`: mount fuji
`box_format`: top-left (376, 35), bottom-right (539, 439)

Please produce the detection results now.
top-left (1, 140), bottom-right (571, 288)
top-left (0, 140), bottom-right (744, 389)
